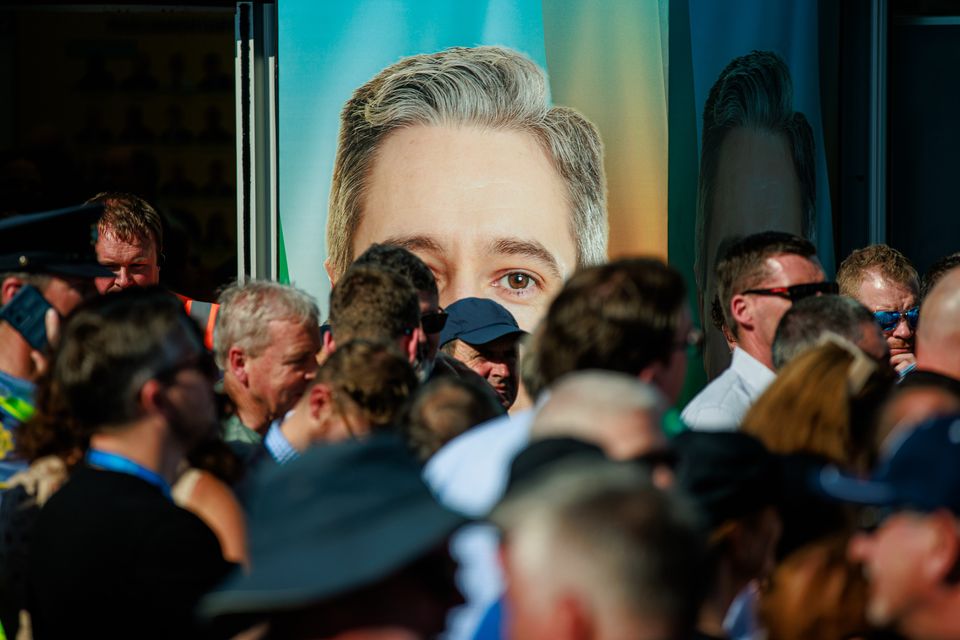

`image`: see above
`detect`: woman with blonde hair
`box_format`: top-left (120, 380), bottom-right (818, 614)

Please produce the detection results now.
top-left (742, 336), bottom-right (896, 562)
top-left (742, 336), bottom-right (895, 474)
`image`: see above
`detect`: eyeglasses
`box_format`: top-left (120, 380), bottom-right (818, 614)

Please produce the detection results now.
top-left (421, 310), bottom-right (449, 335)
top-left (873, 307), bottom-right (919, 333)
top-left (741, 281), bottom-right (839, 302)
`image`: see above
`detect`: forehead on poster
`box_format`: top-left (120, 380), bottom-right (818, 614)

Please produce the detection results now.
top-left (324, 45), bottom-right (608, 332)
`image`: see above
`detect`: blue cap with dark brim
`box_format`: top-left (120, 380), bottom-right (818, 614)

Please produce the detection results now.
top-left (439, 297), bottom-right (526, 348)
top-left (0, 204), bottom-right (112, 278)
top-left (816, 413), bottom-right (960, 516)
top-left (200, 436), bottom-right (467, 617)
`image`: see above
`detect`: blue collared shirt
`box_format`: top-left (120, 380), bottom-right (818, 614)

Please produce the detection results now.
top-left (264, 414), bottom-right (299, 465)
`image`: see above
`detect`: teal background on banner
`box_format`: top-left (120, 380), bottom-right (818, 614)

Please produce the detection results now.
top-left (277, 0), bottom-right (547, 307)
top-left (688, 0), bottom-right (834, 274)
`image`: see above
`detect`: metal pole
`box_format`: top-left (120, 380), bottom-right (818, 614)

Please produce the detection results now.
top-left (868, 0), bottom-right (888, 245)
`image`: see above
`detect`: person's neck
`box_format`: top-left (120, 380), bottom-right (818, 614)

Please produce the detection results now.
top-left (88, 419), bottom-right (183, 485)
top-left (0, 325), bottom-right (38, 381)
top-left (900, 588), bottom-right (960, 640)
top-left (278, 409), bottom-right (312, 452)
top-left (915, 354), bottom-right (960, 382)
top-left (697, 560), bottom-right (747, 640)
top-left (736, 333), bottom-right (774, 371)
top-left (224, 373), bottom-right (270, 434)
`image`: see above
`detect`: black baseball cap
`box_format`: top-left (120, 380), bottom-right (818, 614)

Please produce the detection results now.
top-left (673, 430), bottom-right (781, 529)
top-left (0, 204), bottom-right (112, 278)
top-left (201, 436), bottom-right (466, 617)
top-left (439, 297), bottom-right (526, 348)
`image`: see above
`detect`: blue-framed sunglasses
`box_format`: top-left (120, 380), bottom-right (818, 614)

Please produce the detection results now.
top-left (873, 306), bottom-right (919, 333)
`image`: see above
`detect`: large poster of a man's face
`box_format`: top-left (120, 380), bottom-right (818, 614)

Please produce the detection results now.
top-left (696, 50), bottom-right (816, 378)
top-left (324, 46), bottom-right (608, 332)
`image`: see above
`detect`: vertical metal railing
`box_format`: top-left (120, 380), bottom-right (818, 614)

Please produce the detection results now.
top-left (868, 0), bottom-right (888, 245)
top-left (235, 1), bottom-right (278, 282)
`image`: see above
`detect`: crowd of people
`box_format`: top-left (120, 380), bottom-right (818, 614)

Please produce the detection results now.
top-left (2, 46), bottom-right (960, 640)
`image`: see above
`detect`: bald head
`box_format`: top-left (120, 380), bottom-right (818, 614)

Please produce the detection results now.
top-left (532, 371), bottom-right (667, 461)
top-left (917, 267), bottom-right (960, 378)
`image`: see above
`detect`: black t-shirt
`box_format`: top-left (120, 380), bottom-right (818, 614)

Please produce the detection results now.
top-left (27, 465), bottom-right (234, 639)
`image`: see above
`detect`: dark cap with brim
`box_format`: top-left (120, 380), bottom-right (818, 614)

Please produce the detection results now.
top-left (201, 436), bottom-right (466, 617)
top-left (0, 204), bottom-right (112, 278)
top-left (439, 297), bottom-right (526, 348)
top-left (673, 430), bottom-right (781, 529)
top-left (817, 413), bottom-right (960, 516)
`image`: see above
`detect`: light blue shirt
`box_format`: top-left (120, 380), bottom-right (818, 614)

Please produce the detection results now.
top-left (424, 409), bottom-right (534, 640)
top-left (681, 347), bottom-right (776, 431)
top-left (264, 415), bottom-right (299, 465)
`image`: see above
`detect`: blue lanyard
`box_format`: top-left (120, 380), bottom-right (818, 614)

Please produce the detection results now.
top-left (85, 449), bottom-right (172, 501)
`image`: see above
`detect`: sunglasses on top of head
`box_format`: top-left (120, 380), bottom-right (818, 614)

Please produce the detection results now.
top-left (741, 281), bottom-right (839, 303)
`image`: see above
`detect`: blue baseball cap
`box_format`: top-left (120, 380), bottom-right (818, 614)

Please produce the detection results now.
top-left (817, 413), bottom-right (960, 516)
top-left (439, 297), bottom-right (526, 348)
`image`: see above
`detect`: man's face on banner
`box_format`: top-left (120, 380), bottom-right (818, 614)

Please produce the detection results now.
top-left (350, 124), bottom-right (578, 332)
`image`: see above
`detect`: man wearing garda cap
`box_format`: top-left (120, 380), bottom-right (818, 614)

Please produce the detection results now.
top-left (0, 204), bottom-right (111, 482)
top-left (439, 297), bottom-right (527, 411)
top-left (820, 414), bottom-right (960, 639)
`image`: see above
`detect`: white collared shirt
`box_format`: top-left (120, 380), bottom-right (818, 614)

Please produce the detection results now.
top-left (681, 347), bottom-right (776, 431)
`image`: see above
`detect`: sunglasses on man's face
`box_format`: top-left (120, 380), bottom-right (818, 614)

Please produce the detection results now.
top-left (741, 281), bottom-right (839, 303)
top-left (873, 307), bottom-right (919, 333)
top-left (421, 310), bottom-right (449, 335)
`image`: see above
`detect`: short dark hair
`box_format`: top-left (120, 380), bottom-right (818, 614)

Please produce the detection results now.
top-left (86, 191), bottom-right (164, 254)
top-left (772, 295), bottom-right (876, 369)
top-left (44, 287), bottom-right (203, 435)
top-left (716, 231), bottom-right (817, 336)
top-left (535, 258), bottom-right (687, 392)
top-left (404, 375), bottom-right (504, 461)
top-left (352, 243), bottom-right (438, 299)
top-left (921, 252), bottom-right (960, 300)
top-left (329, 265), bottom-right (419, 345)
top-left (316, 339), bottom-right (418, 432)
top-left (836, 244), bottom-right (919, 299)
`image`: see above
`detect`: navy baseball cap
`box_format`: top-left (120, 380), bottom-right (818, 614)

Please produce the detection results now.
top-left (201, 436), bottom-right (466, 616)
top-left (818, 413), bottom-right (960, 516)
top-left (439, 297), bottom-right (526, 348)
top-left (0, 204), bottom-right (112, 278)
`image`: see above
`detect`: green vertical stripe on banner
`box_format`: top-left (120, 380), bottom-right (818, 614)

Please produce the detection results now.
top-left (278, 215), bottom-right (289, 285)
top-left (668, 0), bottom-right (705, 425)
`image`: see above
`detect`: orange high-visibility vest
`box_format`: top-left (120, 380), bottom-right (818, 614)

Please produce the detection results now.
top-left (176, 294), bottom-right (219, 350)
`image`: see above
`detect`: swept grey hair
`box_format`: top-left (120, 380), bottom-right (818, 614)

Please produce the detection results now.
top-left (213, 280), bottom-right (320, 368)
top-left (326, 45), bottom-right (608, 279)
top-left (531, 370), bottom-right (666, 444)
top-left (772, 295), bottom-right (879, 370)
top-left (493, 462), bottom-right (706, 636)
